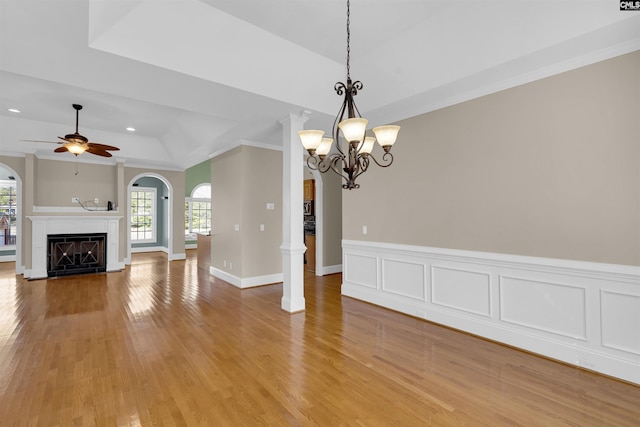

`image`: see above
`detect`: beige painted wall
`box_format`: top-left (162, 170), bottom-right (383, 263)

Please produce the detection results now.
top-left (211, 147), bottom-right (244, 275)
top-left (343, 51), bottom-right (640, 266)
top-left (35, 158), bottom-right (117, 207)
top-left (242, 146), bottom-right (283, 277)
top-left (0, 155), bottom-right (25, 182)
top-left (211, 146), bottom-right (283, 279)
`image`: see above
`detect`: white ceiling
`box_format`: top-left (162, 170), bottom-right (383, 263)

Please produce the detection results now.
top-left (1, 0), bottom-right (639, 170)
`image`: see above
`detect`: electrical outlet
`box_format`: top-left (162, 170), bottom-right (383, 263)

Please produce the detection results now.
top-left (266, 203), bottom-right (275, 210)
top-left (234, 224), bottom-right (240, 231)
top-left (94, 198), bottom-right (99, 203)
top-left (224, 260), bottom-right (227, 267)
top-left (260, 224), bottom-right (265, 231)
top-left (72, 197), bottom-right (79, 203)
top-left (362, 225), bottom-right (368, 235)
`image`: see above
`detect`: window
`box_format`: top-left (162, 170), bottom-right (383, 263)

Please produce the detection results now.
top-left (130, 187), bottom-right (156, 242)
top-left (185, 184), bottom-right (211, 237)
top-left (0, 180), bottom-right (17, 248)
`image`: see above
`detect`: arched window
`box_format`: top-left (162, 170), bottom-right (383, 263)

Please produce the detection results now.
top-left (185, 184), bottom-right (211, 237)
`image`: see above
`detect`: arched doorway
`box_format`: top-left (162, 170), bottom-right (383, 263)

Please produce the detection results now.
top-left (126, 173), bottom-right (173, 263)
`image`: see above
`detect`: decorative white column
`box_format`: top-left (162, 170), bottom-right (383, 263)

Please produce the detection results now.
top-left (280, 112), bottom-right (308, 313)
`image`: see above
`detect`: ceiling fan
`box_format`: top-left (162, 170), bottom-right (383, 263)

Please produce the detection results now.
top-left (22, 104), bottom-right (120, 157)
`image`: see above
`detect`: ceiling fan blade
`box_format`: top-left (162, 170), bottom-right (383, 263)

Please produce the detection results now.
top-left (86, 148), bottom-right (112, 157)
top-left (20, 139), bottom-right (61, 144)
top-left (54, 146), bottom-right (69, 153)
top-left (88, 142), bottom-right (120, 151)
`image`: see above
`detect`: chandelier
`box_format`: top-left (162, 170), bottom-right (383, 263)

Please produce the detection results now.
top-left (298, 0), bottom-right (400, 190)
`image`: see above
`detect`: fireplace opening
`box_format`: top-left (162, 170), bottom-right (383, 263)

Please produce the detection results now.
top-left (47, 233), bottom-right (107, 277)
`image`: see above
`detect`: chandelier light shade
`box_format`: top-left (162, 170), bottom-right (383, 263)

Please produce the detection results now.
top-left (298, 130), bottom-right (325, 153)
top-left (316, 138), bottom-right (334, 157)
top-left (299, 0), bottom-right (400, 190)
top-left (338, 118), bottom-right (368, 144)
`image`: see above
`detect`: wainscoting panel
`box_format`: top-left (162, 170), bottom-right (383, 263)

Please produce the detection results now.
top-left (499, 275), bottom-right (586, 340)
top-left (344, 253), bottom-right (378, 289)
top-left (432, 265), bottom-right (491, 317)
top-left (600, 290), bottom-right (640, 356)
top-left (381, 258), bottom-right (426, 300)
top-left (341, 239), bottom-right (640, 385)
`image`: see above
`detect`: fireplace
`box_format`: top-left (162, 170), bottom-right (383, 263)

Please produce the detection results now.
top-left (27, 216), bottom-right (123, 279)
top-left (47, 233), bottom-right (107, 277)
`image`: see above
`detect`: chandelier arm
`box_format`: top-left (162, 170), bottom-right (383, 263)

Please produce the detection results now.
top-left (305, 155), bottom-right (321, 171)
top-left (351, 155), bottom-right (370, 183)
top-left (325, 154), bottom-right (351, 187)
top-left (368, 151), bottom-right (394, 168)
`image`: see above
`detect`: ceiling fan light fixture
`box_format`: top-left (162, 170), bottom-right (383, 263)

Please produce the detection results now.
top-left (64, 133), bottom-right (88, 144)
top-left (64, 143), bottom-right (87, 155)
top-left (22, 104), bottom-right (120, 158)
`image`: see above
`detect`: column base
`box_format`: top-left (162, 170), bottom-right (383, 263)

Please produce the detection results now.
top-left (281, 296), bottom-right (306, 313)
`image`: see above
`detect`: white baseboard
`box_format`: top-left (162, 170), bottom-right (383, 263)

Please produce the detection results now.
top-left (0, 255), bottom-right (16, 262)
top-left (342, 239), bottom-right (640, 385)
top-left (185, 243), bottom-right (197, 250)
top-left (169, 252), bottom-right (186, 261)
top-left (317, 264), bottom-right (342, 276)
top-left (210, 266), bottom-right (283, 289)
top-left (130, 246), bottom-right (167, 254)
top-left (107, 261), bottom-right (126, 272)
top-left (130, 246), bottom-right (185, 261)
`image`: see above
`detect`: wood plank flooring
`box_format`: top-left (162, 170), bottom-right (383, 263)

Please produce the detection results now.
top-left (0, 251), bottom-right (639, 426)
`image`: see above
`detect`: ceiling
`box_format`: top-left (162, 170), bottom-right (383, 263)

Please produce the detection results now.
top-left (1, 0), bottom-right (639, 170)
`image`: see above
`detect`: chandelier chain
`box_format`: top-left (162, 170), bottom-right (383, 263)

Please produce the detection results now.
top-left (346, 0), bottom-right (351, 80)
top-left (300, 0), bottom-right (399, 190)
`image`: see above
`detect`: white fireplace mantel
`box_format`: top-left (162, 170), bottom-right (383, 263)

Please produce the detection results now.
top-left (26, 216), bottom-right (124, 279)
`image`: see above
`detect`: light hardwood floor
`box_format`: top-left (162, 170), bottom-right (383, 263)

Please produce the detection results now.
top-left (0, 251), bottom-right (638, 426)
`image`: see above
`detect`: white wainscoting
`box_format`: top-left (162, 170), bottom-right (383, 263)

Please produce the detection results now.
top-left (342, 240), bottom-right (640, 385)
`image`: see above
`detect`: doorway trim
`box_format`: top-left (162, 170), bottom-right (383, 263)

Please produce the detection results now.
top-left (304, 166), bottom-right (323, 276)
top-left (125, 173), bottom-right (173, 264)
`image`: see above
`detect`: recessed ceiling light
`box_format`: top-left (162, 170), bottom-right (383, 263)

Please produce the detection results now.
top-left (8, 108), bottom-right (21, 113)
top-left (126, 127), bottom-right (136, 132)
